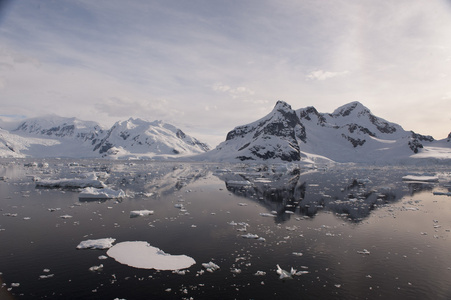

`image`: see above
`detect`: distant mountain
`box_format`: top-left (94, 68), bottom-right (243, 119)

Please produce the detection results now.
top-left (14, 115), bottom-right (104, 141)
top-left (5, 116), bottom-right (210, 159)
top-left (199, 101), bottom-right (450, 164)
top-left (92, 118), bottom-right (210, 158)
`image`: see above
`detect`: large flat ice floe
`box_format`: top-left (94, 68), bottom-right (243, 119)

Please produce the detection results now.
top-left (106, 241), bottom-right (196, 270)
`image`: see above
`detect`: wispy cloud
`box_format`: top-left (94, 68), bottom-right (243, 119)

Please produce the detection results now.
top-left (306, 70), bottom-right (349, 81)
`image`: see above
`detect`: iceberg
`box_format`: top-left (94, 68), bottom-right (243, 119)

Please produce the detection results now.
top-left (106, 241), bottom-right (195, 270)
top-left (79, 187), bottom-right (125, 199)
top-left (76, 238), bottom-right (116, 250)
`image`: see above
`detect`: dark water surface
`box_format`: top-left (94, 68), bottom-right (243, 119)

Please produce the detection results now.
top-left (1, 159), bottom-right (451, 299)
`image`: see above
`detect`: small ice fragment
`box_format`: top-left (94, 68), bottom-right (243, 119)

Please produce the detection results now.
top-left (98, 255), bottom-right (108, 260)
top-left (202, 261), bottom-right (220, 273)
top-left (241, 233), bottom-right (259, 239)
top-left (79, 187), bottom-right (125, 199)
top-left (174, 204), bottom-right (184, 209)
top-left (254, 271), bottom-right (266, 276)
top-left (39, 274), bottom-right (54, 279)
top-left (60, 215), bottom-right (73, 219)
top-left (76, 238), bottom-right (116, 250)
top-left (89, 264), bottom-right (104, 272)
top-left (357, 249), bottom-right (371, 255)
top-left (260, 213), bottom-right (276, 217)
top-left (276, 265), bottom-right (293, 279)
top-left (230, 268), bottom-right (241, 274)
top-left (11, 283), bottom-right (20, 287)
top-left (238, 203), bottom-right (248, 206)
top-left (292, 252), bottom-right (303, 256)
top-left (294, 270), bottom-right (309, 276)
top-left (130, 210), bottom-right (154, 218)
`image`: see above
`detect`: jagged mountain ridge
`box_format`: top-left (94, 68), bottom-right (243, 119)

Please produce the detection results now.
top-left (3, 116), bottom-right (210, 159)
top-left (200, 101), bottom-right (449, 163)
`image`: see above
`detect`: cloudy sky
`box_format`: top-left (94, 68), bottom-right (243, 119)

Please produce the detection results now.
top-left (1, 0), bottom-right (451, 146)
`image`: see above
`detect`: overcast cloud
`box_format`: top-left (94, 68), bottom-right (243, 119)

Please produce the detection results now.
top-left (0, 0), bottom-right (450, 146)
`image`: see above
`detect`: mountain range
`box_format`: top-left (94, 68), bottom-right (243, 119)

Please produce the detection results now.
top-left (0, 116), bottom-right (210, 159)
top-left (1, 101), bottom-right (450, 163)
top-left (197, 101), bottom-right (451, 164)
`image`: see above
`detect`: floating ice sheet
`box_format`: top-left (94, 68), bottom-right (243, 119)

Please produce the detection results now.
top-left (106, 241), bottom-right (196, 270)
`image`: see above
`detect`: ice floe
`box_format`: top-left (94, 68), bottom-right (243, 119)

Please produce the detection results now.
top-left (402, 175), bottom-right (439, 182)
top-left (76, 238), bottom-right (116, 250)
top-left (106, 241), bottom-right (195, 270)
top-left (129, 210), bottom-right (154, 218)
top-left (36, 178), bottom-right (106, 189)
top-left (79, 187), bottom-right (125, 199)
top-left (202, 261), bottom-right (220, 273)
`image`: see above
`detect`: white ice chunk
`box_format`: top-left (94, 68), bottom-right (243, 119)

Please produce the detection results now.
top-left (402, 175), bottom-right (439, 182)
top-left (276, 264), bottom-right (293, 279)
top-left (79, 187), bottom-right (125, 199)
top-left (130, 210), bottom-right (154, 218)
top-left (202, 261), bottom-right (220, 273)
top-left (76, 238), bottom-right (116, 250)
top-left (89, 264), bottom-right (104, 272)
top-left (241, 233), bottom-right (259, 239)
top-left (260, 213), bottom-right (276, 217)
top-left (107, 241), bottom-right (195, 270)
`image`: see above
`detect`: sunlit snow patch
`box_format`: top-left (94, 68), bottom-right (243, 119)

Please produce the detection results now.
top-left (76, 238), bottom-right (116, 250)
top-left (106, 241), bottom-right (195, 270)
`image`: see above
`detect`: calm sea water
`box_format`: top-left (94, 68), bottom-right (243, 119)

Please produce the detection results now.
top-left (1, 159), bottom-right (451, 299)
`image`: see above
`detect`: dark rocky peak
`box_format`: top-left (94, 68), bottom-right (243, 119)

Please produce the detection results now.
top-left (299, 106), bottom-right (327, 125)
top-left (447, 132), bottom-right (451, 142)
top-left (408, 131), bottom-right (435, 153)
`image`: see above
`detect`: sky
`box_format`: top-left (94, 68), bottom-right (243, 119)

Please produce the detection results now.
top-left (0, 0), bottom-right (451, 147)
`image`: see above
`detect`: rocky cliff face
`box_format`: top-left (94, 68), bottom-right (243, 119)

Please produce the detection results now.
top-left (217, 101), bottom-right (306, 161)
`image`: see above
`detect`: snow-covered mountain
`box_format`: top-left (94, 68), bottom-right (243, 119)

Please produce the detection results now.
top-left (92, 118), bottom-right (210, 158)
top-left (199, 101), bottom-right (451, 164)
top-left (3, 116), bottom-right (210, 159)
